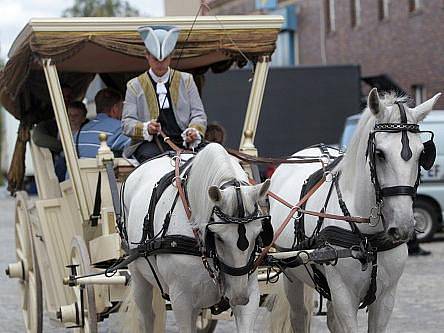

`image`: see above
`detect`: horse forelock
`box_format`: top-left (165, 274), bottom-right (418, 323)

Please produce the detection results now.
top-left (187, 143), bottom-right (248, 229)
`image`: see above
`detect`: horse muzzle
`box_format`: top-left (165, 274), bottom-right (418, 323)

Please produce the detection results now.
top-left (387, 225), bottom-right (413, 243)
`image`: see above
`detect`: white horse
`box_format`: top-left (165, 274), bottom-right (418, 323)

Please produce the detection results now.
top-left (123, 143), bottom-right (271, 333)
top-left (269, 88), bottom-right (441, 332)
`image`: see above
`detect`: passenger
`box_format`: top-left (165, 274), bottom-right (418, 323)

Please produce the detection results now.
top-left (67, 101), bottom-right (88, 133)
top-left (121, 25), bottom-right (207, 162)
top-left (205, 123), bottom-right (226, 145)
top-left (32, 84), bottom-right (75, 153)
top-left (32, 85), bottom-right (78, 181)
top-left (75, 88), bottom-right (130, 158)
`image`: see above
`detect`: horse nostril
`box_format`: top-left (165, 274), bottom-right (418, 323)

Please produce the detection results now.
top-left (388, 227), bottom-right (400, 241)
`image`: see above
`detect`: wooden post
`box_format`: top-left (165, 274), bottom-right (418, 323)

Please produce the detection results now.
top-left (239, 56), bottom-right (270, 156)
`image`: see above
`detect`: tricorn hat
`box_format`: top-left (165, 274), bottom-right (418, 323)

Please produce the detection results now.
top-left (137, 25), bottom-right (181, 61)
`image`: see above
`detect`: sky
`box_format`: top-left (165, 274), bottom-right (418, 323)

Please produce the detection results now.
top-left (0, 0), bottom-right (165, 59)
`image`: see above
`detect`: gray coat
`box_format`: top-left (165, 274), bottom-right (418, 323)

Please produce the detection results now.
top-left (122, 70), bottom-right (206, 157)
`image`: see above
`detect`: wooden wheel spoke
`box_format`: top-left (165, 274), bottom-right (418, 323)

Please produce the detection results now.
top-left (71, 236), bottom-right (98, 333)
top-left (22, 280), bottom-right (29, 311)
top-left (16, 222), bottom-right (26, 253)
top-left (16, 248), bottom-right (25, 262)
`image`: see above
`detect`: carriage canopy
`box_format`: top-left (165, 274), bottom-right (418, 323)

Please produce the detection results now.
top-left (0, 16), bottom-right (283, 122)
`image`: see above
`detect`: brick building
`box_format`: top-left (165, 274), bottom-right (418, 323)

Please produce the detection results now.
top-left (208, 0), bottom-right (444, 108)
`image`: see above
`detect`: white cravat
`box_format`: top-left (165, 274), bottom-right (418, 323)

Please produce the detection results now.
top-left (149, 68), bottom-right (170, 109)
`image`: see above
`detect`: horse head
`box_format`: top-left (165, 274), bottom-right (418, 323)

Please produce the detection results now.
top-left (206, 179), bottom-right (270, 306)
top-left (366, 88), bottom-right (441, 242)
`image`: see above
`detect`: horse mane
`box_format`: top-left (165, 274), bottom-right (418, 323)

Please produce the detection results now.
top-left (340, 92), bottom-right (411, 192)
top-left (186, 143), bottom-right (248, 229)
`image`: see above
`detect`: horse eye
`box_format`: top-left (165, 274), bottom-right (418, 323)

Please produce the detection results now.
top-left (215, 235), bottom-right (224, 243)
top-left (375, 149), bottom-right (385, 160)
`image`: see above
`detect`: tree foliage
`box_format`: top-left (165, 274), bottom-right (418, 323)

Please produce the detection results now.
top-left (63, 0), bottom-right (139, 17)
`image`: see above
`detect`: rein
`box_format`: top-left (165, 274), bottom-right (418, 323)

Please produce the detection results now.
top-left (268, 190), bottom-right (371, 224)
top-left (254, 176), bottom-right (327, 267)
top-left (227, 148), bottom-right (329, 165)
top-left (165, 133), bottom-right (219, 277)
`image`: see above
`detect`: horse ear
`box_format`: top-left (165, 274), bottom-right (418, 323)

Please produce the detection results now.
top-left (413, 93), bottom-right (441, 122)
top-left (256, 179), bottom-right (271, 199)
top-left (368, 88), bottom-right (385, 119)
top-left (208, 186), bottom-right (222, 203)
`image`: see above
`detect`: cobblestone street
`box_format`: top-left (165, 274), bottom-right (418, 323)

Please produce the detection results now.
top-left (1, 195), bottom-right (443, 332)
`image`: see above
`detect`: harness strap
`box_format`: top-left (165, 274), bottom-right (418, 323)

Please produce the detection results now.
top-left (396, 102), bottom-right (413, 161)
top-left (333, 174), bottom-right (378, 309)
top-left (104, 160), bottom-right (122, 221)
top-left (254, 176), bottom-right (327, 268)
top-left (311, 178), bottom-right (336, 239)
top-left (296, 208), bottom-right (370, 224)
top-left (90, 172), bottom-right (101, 227)
top-left (170, 150), bottom-right (217, 278)
top-left (268, 190), bottom-right (370, 225)
top-left (227, 148), bottom-right (326, 165)
top-left (381, 186), bottom-right (416, 197)
top-left (216, 247), bottom-right (257, 276)
top-left (359, 254), bottom-right (378, 309)
top-left (144, 256), bottom-right (170, 301)
top-left (174, 152), bottom-right (192, 220)
top-left (161, 192), bottom-right (180, 238)
top-left (334, 173), bottom-right (366, 240)
top-left (139, 157), bottom-right (194, 244)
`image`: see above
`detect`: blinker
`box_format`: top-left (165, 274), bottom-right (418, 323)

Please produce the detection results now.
top-left (237, 224), bottom-right (249, 251)
top-left (420, 140), bottom-right (436, 170)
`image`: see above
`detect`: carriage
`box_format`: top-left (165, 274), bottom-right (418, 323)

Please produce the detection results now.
top-left (3, 12), bottom-right (438, 333)
top-left (1, 15), bottom-right (285, 332)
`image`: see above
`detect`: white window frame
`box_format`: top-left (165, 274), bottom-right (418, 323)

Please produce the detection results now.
top-left (382, 0), bottom-right (390, 19)
top-left (409, 0), bottom-right (422, 12)
top-left (351, 0), bottom-right (361, 27)
top-left (413, 84), bottom-right (426, 105)
top-left (329, 0), bottom-right (336, 32)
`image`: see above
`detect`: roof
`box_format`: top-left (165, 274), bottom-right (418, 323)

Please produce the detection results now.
top-left (0, 15), bottom-right (283, 120)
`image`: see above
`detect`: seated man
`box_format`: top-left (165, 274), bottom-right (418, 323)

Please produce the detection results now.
top-left (75, 88), bottom-right (130, 158)
top-left (122, 25), bottom-right (207, 162)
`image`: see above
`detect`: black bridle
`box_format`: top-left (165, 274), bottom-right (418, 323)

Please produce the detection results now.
top-left (366, 102), bottom-right (436, 209)
top-left (204, 180), bottom-right (272, 276)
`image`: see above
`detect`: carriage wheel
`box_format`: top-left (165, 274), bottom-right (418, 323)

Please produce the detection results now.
top-left (13, 191), bottom-right (43, 333)
top-left (70, 236), bottom-right (98, 333)
top-left (196, 309), bottom-right (217, 333)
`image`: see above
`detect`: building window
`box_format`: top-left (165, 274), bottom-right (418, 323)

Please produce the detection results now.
top-left (413, 84), bottom-right (426, 105)
top-left (350, 0), bottom-right (361, 27)
top-left (325, 0), bottom-right (336, 33)
top-left (409, 0), bottom-right (421, 12)
top-left (378, 0), bottom-right (390, 20)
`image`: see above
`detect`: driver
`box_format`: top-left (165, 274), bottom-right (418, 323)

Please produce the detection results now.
top-left (121, 25), bottom-right (207, 162)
